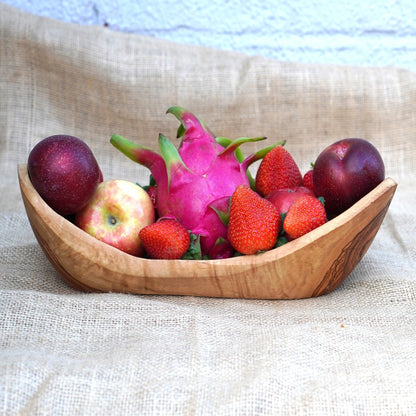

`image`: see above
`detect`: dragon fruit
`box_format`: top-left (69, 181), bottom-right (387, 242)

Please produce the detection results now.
top-left (110, 106), bottom-right (283, 259)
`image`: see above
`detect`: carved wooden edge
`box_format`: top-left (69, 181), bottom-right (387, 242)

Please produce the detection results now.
top-left (18, 163), bottom-right (398, 299)
top-left (312, 201), bottom-right (393, 297)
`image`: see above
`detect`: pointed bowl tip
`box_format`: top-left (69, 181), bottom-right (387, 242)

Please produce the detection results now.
top-left (18, 163), bottom-right (396, 299)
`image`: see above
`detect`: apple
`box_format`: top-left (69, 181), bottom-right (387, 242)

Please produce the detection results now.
top-left (28, 135), bottom-right (101, 216)
top-left (313, 138), bottom-right (385, 217)
top-left (266, 186), bottom-right (315, 214)
top-left (75, 179), bottom-right (155, 256)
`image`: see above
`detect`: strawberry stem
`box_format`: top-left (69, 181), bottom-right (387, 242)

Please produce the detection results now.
top-left (182, 233), bottom-right (203, 260)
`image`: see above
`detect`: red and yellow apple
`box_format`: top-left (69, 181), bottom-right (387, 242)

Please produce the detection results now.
top-left (75, 179), bottom-right (155, 256)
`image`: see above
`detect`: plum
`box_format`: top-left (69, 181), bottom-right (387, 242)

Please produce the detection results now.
top-left (266, 186), bottom-right (315, 215)
top-left (28, 135), bottom-right (101, 216)
top-left (313, 138), bottom-right (385, 217)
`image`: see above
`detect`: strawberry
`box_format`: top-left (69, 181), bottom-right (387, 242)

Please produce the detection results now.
top-left (255, 145), bottom-right (302, 197)
top-left (302, 164), bottom-right (314, 193)
top-left (139, 219), bottom-right (190, 259)
top-left (228, 185), bottom-right (282, 255)
top-left (283, 195), bottom-right (327, 240)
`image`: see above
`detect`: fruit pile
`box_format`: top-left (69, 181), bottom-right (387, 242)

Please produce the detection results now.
top-left (27, 107), bottom-right (385, 260)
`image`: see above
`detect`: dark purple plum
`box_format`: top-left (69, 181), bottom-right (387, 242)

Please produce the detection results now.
top-left (313, 138), bottom-right (385, 217)
top-left (28, 135), bottom-right (101, 216)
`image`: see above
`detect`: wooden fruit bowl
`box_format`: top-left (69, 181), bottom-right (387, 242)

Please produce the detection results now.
top-left (18, 164), bottom-right (397, 299)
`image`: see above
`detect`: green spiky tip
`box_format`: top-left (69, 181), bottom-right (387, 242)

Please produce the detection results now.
top-left (167, 107), bottom-right (191, 138)
top-left (209, 204), bottom-right (230, 227)
top-left (110, 134), bottom-right (162, 169)
top-left (166, 106), bottom-right (186, 119)
top-left (215, 136), bottom-right (286, 189)
top-left (158, 133), bottom-right (190, 184)
top-left (158, 133), bottom-right (183, 164)
top-left (110, 133), bottom-right (137, 152)
top-left (242, 139), bottom-right (286, 167)
top-left (217, 136), bottom-right (266, 157)
top-left (167, 106), bottom-right (213, 138)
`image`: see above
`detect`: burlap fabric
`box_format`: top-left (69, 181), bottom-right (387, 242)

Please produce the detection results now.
top-left (1, 3), bottom-right (415, 415)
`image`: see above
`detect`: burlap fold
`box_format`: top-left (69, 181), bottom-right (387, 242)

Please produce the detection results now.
top-left (1, 3), bottom-right (415, 415)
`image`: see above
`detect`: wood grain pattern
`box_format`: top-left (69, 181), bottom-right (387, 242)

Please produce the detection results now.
top-left (18, 164), bottom-right (397, 299)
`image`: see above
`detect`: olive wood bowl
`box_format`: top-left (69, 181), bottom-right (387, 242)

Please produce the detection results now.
top-left (18, 164), bottom-right (397, 299)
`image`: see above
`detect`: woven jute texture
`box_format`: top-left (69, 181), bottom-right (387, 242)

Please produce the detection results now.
top-left (1, 3), bottom-right (415, 415)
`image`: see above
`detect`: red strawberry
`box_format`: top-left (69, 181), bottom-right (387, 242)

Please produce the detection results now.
top-left (255, 145), bottom-right (303, 197)
top-left (283, 195), bottom-right (327, 240)
top-left (139, 219), bottom-right (190, 259)
top-left (302, 168), bottom-right (314, 193)
top-left (228, 185), bottom-right (282, 255)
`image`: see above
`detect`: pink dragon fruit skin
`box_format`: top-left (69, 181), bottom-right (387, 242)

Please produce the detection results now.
top-left (110, 107), bottom-right (282, 258)
top-left (172, 108), bottom-right (224, 175)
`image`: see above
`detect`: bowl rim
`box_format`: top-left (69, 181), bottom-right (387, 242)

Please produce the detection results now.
top-left (17, 163), bottom-right (398, 266)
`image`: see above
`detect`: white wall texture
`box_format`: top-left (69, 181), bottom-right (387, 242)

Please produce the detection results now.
top-left (2, 0), bottom-right (416, 72)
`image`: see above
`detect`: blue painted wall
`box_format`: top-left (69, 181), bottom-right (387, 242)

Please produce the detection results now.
top-left (3, 0), bottom-right (415, 72)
